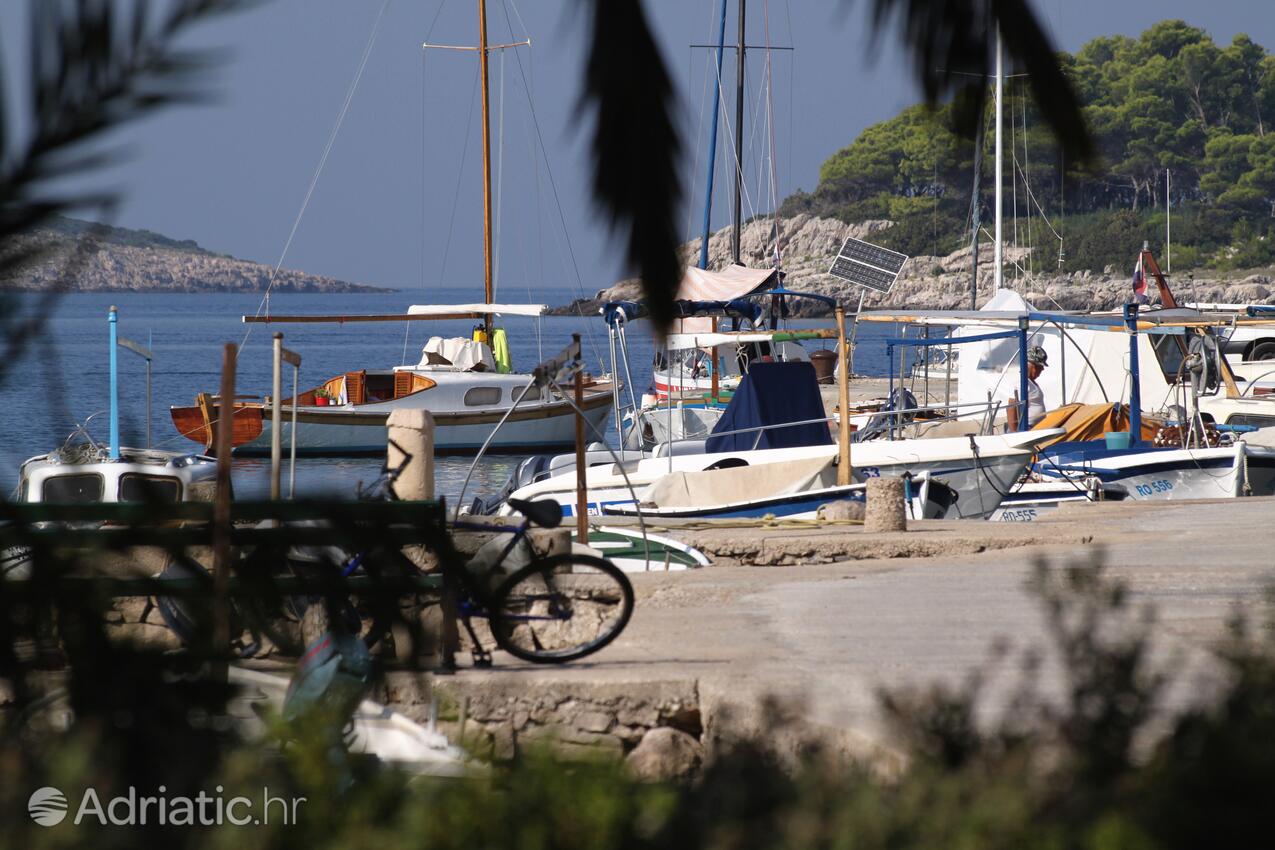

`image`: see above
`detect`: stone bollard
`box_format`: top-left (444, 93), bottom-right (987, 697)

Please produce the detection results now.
top-left (386, 409), bottom-right (450, 666)
top-left (387, 409), bottom-right (435, 499)
top-left (864, 476), bottom-right (907, 533)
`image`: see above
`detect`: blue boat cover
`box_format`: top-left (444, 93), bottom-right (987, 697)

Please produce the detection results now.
top-left (704, 361), bottom-right (833, 453)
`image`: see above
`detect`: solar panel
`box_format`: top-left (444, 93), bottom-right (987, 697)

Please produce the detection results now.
top-left (828, 237), bottom-right (908, 294)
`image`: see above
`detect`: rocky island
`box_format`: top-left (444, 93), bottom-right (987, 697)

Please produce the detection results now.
top-left (0, 216), bottom-right (389, 294)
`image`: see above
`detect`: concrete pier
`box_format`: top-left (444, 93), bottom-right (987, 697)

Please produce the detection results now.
top-left (377, 497), bottom-right (1275, 761)
top-left (82, 494), bottom-right (1275, 765)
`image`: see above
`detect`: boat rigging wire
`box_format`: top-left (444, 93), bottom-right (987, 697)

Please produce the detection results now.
top-left (242, 0), bottom-right (394, 349)
top-left (432, 66), bottom-right (483, 313)
top-left (683, 2), bottom-right (720, 247)
top-left (761, 0), bottom-right (783, 266)
top-left (499, 0), bottom-right (606, 376)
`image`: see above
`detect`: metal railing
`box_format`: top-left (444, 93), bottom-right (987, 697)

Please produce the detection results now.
top-left (648, 398), bottom-right (1008, 455)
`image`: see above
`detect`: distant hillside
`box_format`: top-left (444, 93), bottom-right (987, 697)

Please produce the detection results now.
top-left (0, 216), bottom-right (389, 293)
top-left (780, 20), bottom-right (1275, 275)
top-left (558, 214), bottom-right (1275, 315)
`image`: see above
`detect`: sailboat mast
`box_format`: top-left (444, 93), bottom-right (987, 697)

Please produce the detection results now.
top-left (698, 0), bottom-right (729, 270)
top-left (993, 22), bottom-right (1003, 292)
top-left (731, 0), bottom-right (746, 265)
top-left (478, 0), bottom-right (495, 336)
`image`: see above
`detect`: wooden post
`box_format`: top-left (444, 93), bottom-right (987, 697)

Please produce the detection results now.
top-left (145, 350), bottom-right (152, 449)
top-left (212, 343), bottom-right (236, 662)
top-left (574, 375), bottom-right (589, 543)
top-left (270, 333), bottom-right (283, 501)
top-left (836, 306), bottom-right (852, 486)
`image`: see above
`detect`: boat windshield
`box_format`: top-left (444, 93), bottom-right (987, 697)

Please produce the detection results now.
top-left (42, 473), bottom-right (104, 503)
top-left (119, 474), bottom-right (182, 503)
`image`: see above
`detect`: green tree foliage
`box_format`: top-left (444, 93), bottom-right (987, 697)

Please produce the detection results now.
top-left (784, 20), bottom-right (1275, 272)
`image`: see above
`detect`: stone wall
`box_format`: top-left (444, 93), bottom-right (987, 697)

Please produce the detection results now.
top-left (384, 675), bottom-right (701, 763)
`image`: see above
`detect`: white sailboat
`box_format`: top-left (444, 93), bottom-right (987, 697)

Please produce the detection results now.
top-left (171, 3), bottom-right (614, 456)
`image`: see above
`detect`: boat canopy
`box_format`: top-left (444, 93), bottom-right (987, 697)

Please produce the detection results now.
top-left (408, 303), bottom-right (546, 317)
top-left (1031, 402), bottom-right (1160, 451)
top-left (664, 329), bottom-right (837, 352)
top-left (704, 361), bottom-right (833, 453)
top-left (677, 264), bottom-right (778, 301)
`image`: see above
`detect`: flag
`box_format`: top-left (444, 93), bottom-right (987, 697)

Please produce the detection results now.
top-left (1132, 254), bottom-right (1149, 304)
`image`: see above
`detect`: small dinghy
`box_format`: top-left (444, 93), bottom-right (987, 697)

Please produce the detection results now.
top-left (574, 527), bottom-right (711, 572)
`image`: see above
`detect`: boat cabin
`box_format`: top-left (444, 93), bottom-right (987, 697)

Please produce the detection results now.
top-left (17, 448), bottom-right (219, 504)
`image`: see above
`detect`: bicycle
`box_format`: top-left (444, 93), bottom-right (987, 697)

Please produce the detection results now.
top-left (276, 451), bottom-right (634, 666)
top-left (154, 471), bottom-right (633, 666)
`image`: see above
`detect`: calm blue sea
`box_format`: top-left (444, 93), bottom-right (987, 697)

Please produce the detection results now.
top-left (0, 289), bottom-right (902, 502)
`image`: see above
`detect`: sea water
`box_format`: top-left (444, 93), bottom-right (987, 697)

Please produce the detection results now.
top-left (0, 288), bottom-right (902, 503)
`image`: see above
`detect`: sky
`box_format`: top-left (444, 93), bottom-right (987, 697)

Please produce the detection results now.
top-left (4, 0), bottom-right (1274, 299)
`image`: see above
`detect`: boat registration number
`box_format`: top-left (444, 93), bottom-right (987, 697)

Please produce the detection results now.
top-left (997, 508), bottom-right (1038, 522)
top-left (1134, 479), bottom-right (1174, 497)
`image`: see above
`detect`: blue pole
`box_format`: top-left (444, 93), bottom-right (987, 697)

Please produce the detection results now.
top-left (1125, 303), bottom-right (1142, 444)
top-left (1017, 318), bottom-right (1029, 431)
top-left (108, 305), bottom-right (120, 458)
top-left (698, 0), bottom-right (729, 270)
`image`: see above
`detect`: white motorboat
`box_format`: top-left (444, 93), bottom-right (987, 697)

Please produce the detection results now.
top-left (601, 457), bottom-right (949, 521)
top-left (987, 479), bottom-right (1128, 523)
top-left (1034, 438), bottom-right (1275, 501)
top-left (496, 429), bottom-right (1060, 521)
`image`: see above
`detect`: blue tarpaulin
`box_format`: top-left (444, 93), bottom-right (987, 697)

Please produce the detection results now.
top-left (704, 361), bottom-right (833, 453)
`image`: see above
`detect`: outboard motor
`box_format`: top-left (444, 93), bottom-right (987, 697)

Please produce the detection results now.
top-left (471, 454), bottom-right (554, 515)
top-left (854, 387), bottom-right (918, 442)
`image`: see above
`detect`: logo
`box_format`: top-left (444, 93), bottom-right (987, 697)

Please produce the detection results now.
top-left (28, 787), bottom-right (68, 826)
top-left (25, 785), bottom-right (304, 828)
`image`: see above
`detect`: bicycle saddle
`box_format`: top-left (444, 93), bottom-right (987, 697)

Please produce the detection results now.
top-left (507, 497), bottom-right (564, 528)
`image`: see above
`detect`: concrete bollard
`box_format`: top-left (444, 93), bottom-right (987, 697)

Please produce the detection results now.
top-left (387, 409), bottom-right (435, 500)
top-left (864, 477), bottom-right (907, 533)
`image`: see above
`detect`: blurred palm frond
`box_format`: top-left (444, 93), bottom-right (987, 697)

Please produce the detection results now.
top-left (867, 0), bottom-right (1096, 167)
top-left (0, 0), bottom-right (254, 387)
top-left (581, 0), bottom-right (683, 333)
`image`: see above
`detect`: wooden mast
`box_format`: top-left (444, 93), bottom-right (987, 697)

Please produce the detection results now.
top-left (478, 0), bottom-right (494, 339)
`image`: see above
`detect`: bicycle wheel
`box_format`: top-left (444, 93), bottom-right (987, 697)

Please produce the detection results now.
top-left (489, 554), bottom-right (633, 663)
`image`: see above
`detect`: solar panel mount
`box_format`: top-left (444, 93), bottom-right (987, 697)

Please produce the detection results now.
top-left (828, 237), bottom-right (908, 294)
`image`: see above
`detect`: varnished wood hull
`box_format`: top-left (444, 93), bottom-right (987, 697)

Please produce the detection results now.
top-left (170, 386), bottom-right (615, 456)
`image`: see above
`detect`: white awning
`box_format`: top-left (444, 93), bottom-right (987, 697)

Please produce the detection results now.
top-left (665, 329), bottom-right (837, 351)
top-left (675, 264), bottom-right (777, 301)
top-left (407, 303), bottom-right (547, 317)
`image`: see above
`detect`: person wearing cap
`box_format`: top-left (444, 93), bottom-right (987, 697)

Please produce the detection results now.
top-left (1026, 346), bottom-right (1048, 427)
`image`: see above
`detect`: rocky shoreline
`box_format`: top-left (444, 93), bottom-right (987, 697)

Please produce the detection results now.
top-left (1, 223), bottom-right (389, 294)
top-left (550, 214), bottom-right (1275, 317)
